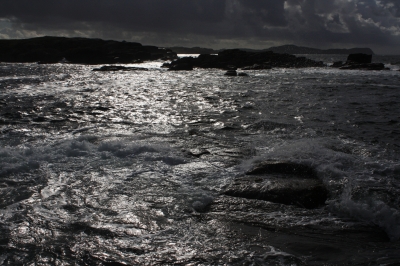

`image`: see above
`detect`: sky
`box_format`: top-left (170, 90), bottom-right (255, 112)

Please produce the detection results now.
top-left (0, 0), bottom-right (400, 54)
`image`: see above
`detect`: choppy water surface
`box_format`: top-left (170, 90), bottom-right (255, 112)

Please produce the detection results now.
top-left (1, 61), bottom-right (400, 265)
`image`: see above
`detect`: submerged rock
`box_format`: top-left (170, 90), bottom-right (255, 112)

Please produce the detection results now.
top-left (92, 65), bottom-right (148, 71)
top-left (223, 161), bottom-right (328, 209)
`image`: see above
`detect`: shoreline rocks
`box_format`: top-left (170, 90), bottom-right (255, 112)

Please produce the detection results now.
top-left (0, 36), bottom-right (178, 64)
top-left (332, 53), bottom-right (388, 70)
top-left (166, 49), bottom-right (326, 71)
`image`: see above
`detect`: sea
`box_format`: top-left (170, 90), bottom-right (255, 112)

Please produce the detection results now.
top-left (0, 54), bottom-right (400, 265)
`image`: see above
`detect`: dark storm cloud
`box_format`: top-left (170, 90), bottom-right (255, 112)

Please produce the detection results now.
top-left (0, 0), bottom-right (399, 53)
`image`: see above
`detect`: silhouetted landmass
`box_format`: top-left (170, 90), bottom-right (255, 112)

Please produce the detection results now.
top-left (267, 45), bottom-right (374, 55)
top-left (0, 36), bottom-right (177, 64)
top-left (168, 45), bottom-right (374, 55)
top-left (163, 49), bottom-right (326, 70)
top-left (168, 46), bottom-right (217, 54)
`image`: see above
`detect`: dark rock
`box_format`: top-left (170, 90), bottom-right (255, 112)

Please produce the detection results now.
top-left (161, 62), bottom-right (171, 68)
top-left (331, 61), bottom-right (344, 68)
top-left (330, 53), bottom-right (386, 70)
top-left (187, 148), bottom-right (210, 158)
top-left (168, 57), bottom-right (194, 70)
top-left (223, 161), bottom-right (327, 209)
top-left (339, 63), bottom-right (387, 71)
top-left (246, 161), bottom-right (317, 178)
top-left (168, 63), bottom-right (193, 71)
top-left (169, 49), bottom-right (326, 70)
top-left (92, 65), bottom-right (148, 71)
top-left (0, 36), bottom-right (178, 64)
top-left (238, 72), bottom-right (249, 76)
top-left (347, 53), bottom-right (372, 64)
top-left (223, 175), bottom-right (328, 209)
top-left (224, 70), bottom-right (237, 76)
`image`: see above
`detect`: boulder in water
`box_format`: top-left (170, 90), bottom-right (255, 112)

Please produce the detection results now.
top-left (224, 70), bottom-right (237, 76)
top-left (223, 175), bottom-right (327, 209)
top-left (168, 63), bottom-right (193, 71)
top-left (223, 161), bottom-right (328, 209)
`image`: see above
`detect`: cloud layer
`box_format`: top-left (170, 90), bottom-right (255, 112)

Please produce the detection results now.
top-left (0, 0), bottom-right (399, 53)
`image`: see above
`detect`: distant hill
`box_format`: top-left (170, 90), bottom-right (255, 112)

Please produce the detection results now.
top-left (168, 47), bottom-right (218, 54)
top-left (266, 45), bottom-right (374, 55)
top-left (168, 45), bottom-right (374, 55)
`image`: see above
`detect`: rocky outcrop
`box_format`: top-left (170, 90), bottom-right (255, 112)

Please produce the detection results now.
top-left (223, 161), bottom-right (328, 209)
top-left (346, 53), bottom-right (372, 64)
top-left (331, 53), bottom-right (388, 71)
top-left (0, 36), bottom-right (177, 64)
top-left (167, 49), bottom-right (325, 70)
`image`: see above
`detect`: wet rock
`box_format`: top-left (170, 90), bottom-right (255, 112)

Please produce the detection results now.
top-left (224, 70), bottom-right (237, 76)
top-left (168, 57), bottom-right (194, 70)
top-left (223, 175), bottom-right (327, 209)
top-left (339, 63), bottom-right (387, 70)
top-left (168, 63), bottom-right (193, 71)
top-left (201, 195), bottom-right (393, 265)
top-left (187, 148), bottom-right (210, 158)
top-left (223, 161), bottom-right (327, 209)
top-left (92, 65), bottom-right (148, 71)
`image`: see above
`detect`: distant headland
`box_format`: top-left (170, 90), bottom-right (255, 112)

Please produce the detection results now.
top-left (0, 36), bottom-right (177, 64)
top-left (168, 45), bottom-right (374, 55)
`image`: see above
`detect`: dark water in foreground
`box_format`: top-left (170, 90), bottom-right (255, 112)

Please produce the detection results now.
top-left (0, 59), bottom-right (400, 265)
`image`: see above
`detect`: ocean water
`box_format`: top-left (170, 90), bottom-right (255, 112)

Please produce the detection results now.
top-left (0, 58), bottom-right (400, 265)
